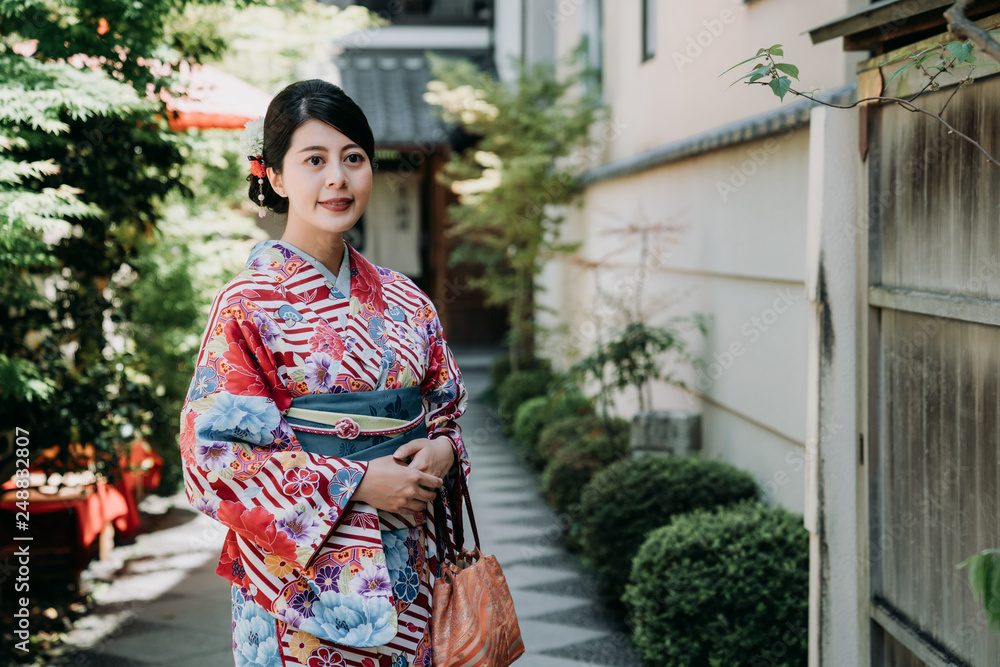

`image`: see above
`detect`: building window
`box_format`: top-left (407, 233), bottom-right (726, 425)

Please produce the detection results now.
top-left (642, 0), bottom-right (656, 61)
top-left (581, 0), bottom-right (603, 90)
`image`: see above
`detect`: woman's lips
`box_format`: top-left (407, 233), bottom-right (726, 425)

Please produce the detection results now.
top-left (320, 199), bottom-right (352, 212)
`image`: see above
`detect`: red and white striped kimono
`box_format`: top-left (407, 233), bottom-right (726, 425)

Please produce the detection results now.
top-left (178, 238), bottom-right (470, 667)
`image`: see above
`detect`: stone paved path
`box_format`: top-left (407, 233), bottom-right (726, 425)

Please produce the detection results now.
top-left (52, 346), bottom-right (640, 667)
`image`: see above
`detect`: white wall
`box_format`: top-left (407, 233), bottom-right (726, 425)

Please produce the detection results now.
top-left (539, 129), bottom-right (813, 512)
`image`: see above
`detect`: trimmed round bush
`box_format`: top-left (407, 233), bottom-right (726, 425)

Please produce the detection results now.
top-left (578, 453), bottom-right (760, 604)
top-left (546, 388), bottom-right (594, 422)
top-left (624, 499), bottom-right (809, 667)
top-left (512, 396), bottom-right (549, 468)
top-left (496, 369), bottom-right (555, 432)
top-left (512, 395), bottom-right (548, 446)
top-left (537, 413), bottom-right (628, 464)
top-left (512, 389), bottom-right (595, 470)
top-left (540, 418), bottom-right (629, 515)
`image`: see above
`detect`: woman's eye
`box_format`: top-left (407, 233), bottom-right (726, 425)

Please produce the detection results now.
top-left (307, 156), bottom-right (323, 166)
top-left (346, 153), bottom-right (364, 164)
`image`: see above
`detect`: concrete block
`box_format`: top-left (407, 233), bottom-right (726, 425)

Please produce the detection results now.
top-left (630, 409), bottom-right (701, 457)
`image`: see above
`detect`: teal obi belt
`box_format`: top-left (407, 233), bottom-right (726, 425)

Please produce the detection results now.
top-left (281, 385), bottom-right (428, 461)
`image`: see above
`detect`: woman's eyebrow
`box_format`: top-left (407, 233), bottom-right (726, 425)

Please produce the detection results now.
top-left (297, 143), bottom-right (362, 153)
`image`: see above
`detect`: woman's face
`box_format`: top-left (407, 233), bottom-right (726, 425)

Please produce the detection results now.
top-left (267, 118), bottom-right (372, 242)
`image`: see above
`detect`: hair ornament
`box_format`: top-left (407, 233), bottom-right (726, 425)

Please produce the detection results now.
top-left (239, 115), bottom-right (268, 217)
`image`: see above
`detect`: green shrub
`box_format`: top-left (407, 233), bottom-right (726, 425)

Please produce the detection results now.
top-left (578, 454), bottom-right (760, 605)
top-left (536, 413), bottom-right (628, 463)
top-left (512, 396), bottom-right (548, 467)
top-left (546, 388), bottom-right (594, 422)
top-left (540, 418), bottom-right (630, 515)
top-left (512, 389), bottom-right (594, 470)
top-left (624, 499), bottom-right (809, 667)
top-left (488, 354), bottom-right (552, 404)
top-left (496, 368), bottom-right (555, 431)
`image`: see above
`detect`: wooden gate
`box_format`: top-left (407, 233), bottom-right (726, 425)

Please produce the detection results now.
top-left (859, 45), bottom-right (1000, 666)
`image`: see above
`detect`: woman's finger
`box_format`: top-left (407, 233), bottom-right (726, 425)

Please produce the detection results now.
top-left (415, 470), bottom-right (443, 488)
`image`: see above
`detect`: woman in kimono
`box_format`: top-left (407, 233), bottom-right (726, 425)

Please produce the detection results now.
top-left (178, 79), bottom-right (470, 667)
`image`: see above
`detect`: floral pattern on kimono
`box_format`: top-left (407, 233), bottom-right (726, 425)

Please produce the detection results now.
top-left (179, 239), bottom-right (470, 667)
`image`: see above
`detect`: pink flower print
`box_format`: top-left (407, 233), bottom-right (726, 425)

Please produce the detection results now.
top-left (282, 468), bottom-right (321, 496)
top-left (310, 320), bottom-right (346, 360)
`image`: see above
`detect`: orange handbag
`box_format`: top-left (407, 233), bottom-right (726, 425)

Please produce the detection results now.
top-left (431, 468), bottom-right (525, 666)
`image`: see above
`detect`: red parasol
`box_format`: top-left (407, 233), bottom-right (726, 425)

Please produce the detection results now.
top-left (157, 61), bottom-right (272, 131)
top-left (12, 40), bottom-right (271, 131)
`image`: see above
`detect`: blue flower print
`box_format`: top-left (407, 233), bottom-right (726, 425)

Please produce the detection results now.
top-left (392, 566), bottom-right (419, 604)
top-left (386, 305), bottom-right (406, 322)
top-left (277, 304), bottom-right (304, 325)
top-left (231, 583), bottom-right (248, 618)
top-left (368, 317), bottom-right (387, 347)
top-left (425, 378), bottom-right (457, 404)
top-left (329, 468), bottom-right (362, 503)
top-left (297, 591), bottom-right (395, 646)
top-left (381, 528), bottom-right (409, 574)
top-left (233, 588), bottom-right (281, 667)
top-left (391, 654), bottom-right (409, 667)
top-left (191, 367), bottom-right (219, 400)
top-left (379, 346), bottom-right (396, 374)
top-left (195, 393), bottom-right (279, 445)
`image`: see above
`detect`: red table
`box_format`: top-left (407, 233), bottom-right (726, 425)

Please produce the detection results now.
top-left (0, 482), bottom-right (131, 569)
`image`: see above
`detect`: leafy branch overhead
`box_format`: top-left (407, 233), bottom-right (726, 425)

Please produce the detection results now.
top-left (722, 38), bottom-right (1000, 168)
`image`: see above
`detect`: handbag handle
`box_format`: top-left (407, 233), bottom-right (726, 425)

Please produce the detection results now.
top-left (433, 464), bottom-right (480, 573)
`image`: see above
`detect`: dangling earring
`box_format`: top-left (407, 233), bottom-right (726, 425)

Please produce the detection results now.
top-left (249, 155), bottom-right (267, 218)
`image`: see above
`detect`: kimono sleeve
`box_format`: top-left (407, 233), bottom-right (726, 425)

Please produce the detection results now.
top-left (418, 299), bottom-right (470, 482)
top-left (178, 285), bottom-right (368, 571)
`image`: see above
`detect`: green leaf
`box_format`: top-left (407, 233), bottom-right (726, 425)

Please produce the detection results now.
top-left (768, 76), bottom-right (791, 101)
top-left (720, 53), bottom-right (768, 77)
top-left (767, 44), bottom-right (783, 56)
top-left (882, 50), bottom-right (914, 66)
top-left (338, 565), bottom-right (352, 596)
top-left (728, 64), bottom-right (770, 88)
top-left (774, 62), bottom-right (799, 80)
top-left (883, 61), bottom-right (916, 92)
top-left (946, 40), bottom-right (975, 64)
top-left (958, 550), bottom-right (1000, 629)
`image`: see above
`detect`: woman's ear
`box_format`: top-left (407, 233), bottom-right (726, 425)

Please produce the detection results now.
top-left (266, 166), bottom-right (285, 198)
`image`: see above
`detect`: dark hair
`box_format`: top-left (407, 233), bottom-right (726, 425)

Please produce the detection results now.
top-left (248, 79), bottom-right (376, 214)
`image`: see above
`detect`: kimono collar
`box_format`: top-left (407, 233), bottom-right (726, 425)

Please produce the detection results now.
top-left (245, 238), bottom-right (389, 316)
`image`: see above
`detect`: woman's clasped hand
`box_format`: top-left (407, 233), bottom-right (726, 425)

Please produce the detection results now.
top-left (351, 437), bottom-right (456, 514)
